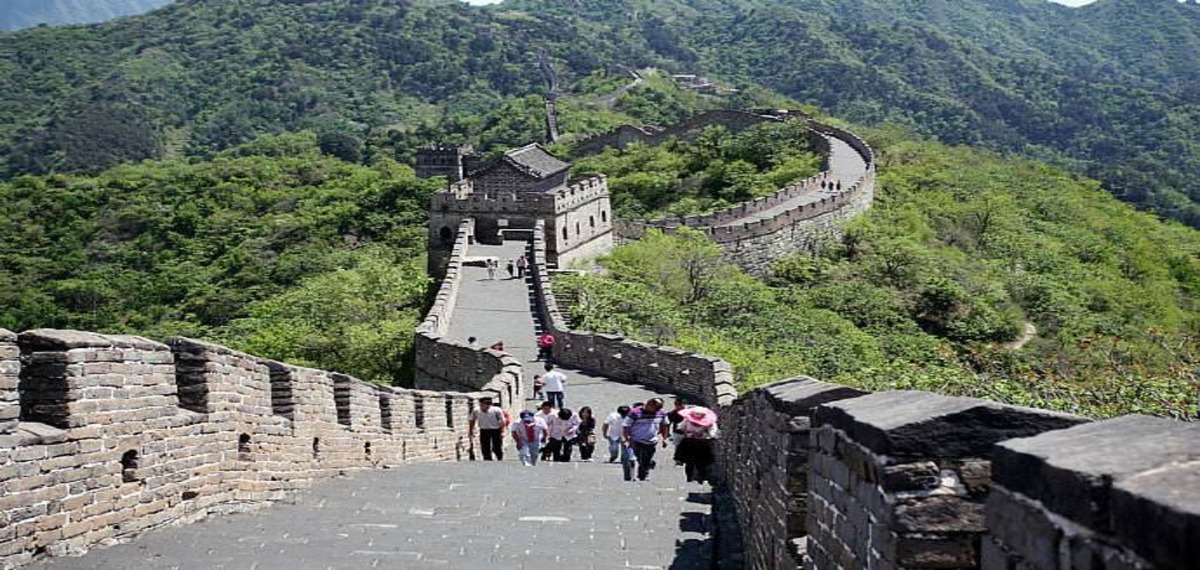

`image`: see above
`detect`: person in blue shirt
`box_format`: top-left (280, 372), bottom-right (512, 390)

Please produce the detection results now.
top-left (621, 398), bottom-right (670, 481)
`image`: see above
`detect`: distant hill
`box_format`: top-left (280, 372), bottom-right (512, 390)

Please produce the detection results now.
top-left (0, 0), bottom-right (172, 32)
top-left (2, 0), bottom-right (1200, 227)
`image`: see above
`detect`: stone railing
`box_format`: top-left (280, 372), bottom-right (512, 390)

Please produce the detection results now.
top-left (413, 219), bottom-right (522, 409)
top-left (528, 221), bottom-right (737, 407)
top-left (718, 377), bottom-right (1200, 570)
top-left (0, 329), bottom-right (483, 569)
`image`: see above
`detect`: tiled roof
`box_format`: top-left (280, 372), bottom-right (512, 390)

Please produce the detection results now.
top-left (501, 144), bottom-right (569, 179)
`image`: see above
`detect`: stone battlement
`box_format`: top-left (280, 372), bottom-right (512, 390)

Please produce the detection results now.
top-left (0, 328), bottom-right (482, 569)
top-left (578, 111), bottom-right (876, 275)
top-left (719, 378), bottom-right (1200, 570)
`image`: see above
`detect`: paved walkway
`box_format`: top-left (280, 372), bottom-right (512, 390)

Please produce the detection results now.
top-left (35, 240), bottom-right (717, 570)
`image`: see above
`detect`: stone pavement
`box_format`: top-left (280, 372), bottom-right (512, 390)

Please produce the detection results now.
top-left (32, 459), bottom-right (713, 570)
top-left (33, 240), bottom-right (719, 570)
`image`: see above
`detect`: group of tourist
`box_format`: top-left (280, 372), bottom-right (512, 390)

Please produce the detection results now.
top-left (484, 254), bottom-right (529, 280)
top-left (467, 374), bottom-right (720, 483)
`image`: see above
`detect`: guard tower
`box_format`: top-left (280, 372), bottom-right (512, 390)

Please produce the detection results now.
top-left (415, 144), bottom-right (477, 181)
top-left (429, 143), bottom-right (614, 274)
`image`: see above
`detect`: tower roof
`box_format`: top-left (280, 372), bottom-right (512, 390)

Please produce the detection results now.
top-left (499, 144), bottom-right (569, 180)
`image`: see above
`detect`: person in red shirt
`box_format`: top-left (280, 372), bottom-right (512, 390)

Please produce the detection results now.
top-left (536, 333), bottom-right (555, 361)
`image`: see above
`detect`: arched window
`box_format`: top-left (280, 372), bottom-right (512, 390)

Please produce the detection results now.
top-left (601, 210), bottom-right (608, 223)
top-left (590, 215), bottom-right (595, 228)
top-left (576, 222), bottom-right (581, 236)
top-left (562, 225), bottom-right (568, 241)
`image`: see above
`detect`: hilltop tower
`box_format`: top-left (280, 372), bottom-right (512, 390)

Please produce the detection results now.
top-left (428, 143), bottom-right (613, 275)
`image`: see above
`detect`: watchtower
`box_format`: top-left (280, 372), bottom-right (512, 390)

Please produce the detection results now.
top-left (428, 143), bottom-right (614, 275)
top-left (415, 144), bottom-right (478, 182)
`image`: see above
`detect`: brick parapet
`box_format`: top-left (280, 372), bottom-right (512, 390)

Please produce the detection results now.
top-left (718, 378), bottom-right (867, 570)
top-left (0, 329), bottom-right (480, 568)
top-left (804, 391), bottom-right (1087, 570)
top-left (985, 415), bottom-right (1200, 569)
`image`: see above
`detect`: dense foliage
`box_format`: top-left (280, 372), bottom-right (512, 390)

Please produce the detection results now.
top-left (509, 0), bottom-right (1200, 227)
top-left (0, 132), bottom-right (438, 384)
top-left (571, 120), bottom-right (822, 218)
top-left (0, 0), bottom-right (169, 32)
top-left (557, 129), bottom-right (1200, 419)
top-left (5, 0), bottom-right (1200, 229)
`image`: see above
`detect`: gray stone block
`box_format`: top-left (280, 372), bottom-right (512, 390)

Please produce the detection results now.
top-left (812, 390), bottom-right (1086, 462)
top-left (761, 377), bottom-right (869, 416)
top-left (993, 415), bottom-right (1200, 535)
top-left (1111, 462), bottom-right (1200, 569)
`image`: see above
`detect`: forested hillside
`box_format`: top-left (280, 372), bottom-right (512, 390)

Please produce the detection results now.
top-left (0, 0), bottom-right (171, 31)
top-left (558, 126), bottom-right (1200, 419)
top-left (3, 0), bottom-right (1199, 227)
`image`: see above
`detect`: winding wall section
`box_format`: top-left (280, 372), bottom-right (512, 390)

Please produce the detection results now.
top-left (584, 111), bottom-right (876, 275)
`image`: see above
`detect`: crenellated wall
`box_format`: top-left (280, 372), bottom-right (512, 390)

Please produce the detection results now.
top-left (413, 219), bottom-right (523, 410)
top-left (592, 113), bottom-right (876, 275)
top-left (0, 328), bottom-right (481, 569)
top-left (717, 377), bottom-right (1200, 570)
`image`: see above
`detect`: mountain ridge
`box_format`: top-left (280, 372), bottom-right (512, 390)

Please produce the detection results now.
top-left (2, 0), bottom-right (1200, 225)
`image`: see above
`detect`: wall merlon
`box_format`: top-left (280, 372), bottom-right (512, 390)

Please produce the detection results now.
top-left (812, 391), bottom-right (1087, 462)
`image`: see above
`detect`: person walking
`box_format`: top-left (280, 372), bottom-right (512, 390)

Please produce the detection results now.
top-left (535, 400), bottom-right (557, 462)
top-left (468, 396), bottom-right (507, 461)
top-left (536, 333), bottom-right (556, 361)
top-left (541, 363), bottom-right (567, 409)
top-left (676, 406), bottom-right (719, 484)
top-left (622, 398), bottom-right (669, 482)
top-left (516, 254), bottom-right (528, 278)
top-left (510, 410), bottom-right (548, 466)
top-left (486, 258), bottom-right (497, 280)
top-left (506, 259), bottom-right (515, 279)
top-left (575, 406), bottom-right (597, 462)
top-left (546, 408), bottom-right (579, 462)
top-left (602, 405), bottom-right (631, 463)
top-left (532, 374), bottom-right (545, 401)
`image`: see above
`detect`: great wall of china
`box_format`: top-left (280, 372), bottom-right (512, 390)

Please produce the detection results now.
top-left (3, 110), bottom-right (1197, 569)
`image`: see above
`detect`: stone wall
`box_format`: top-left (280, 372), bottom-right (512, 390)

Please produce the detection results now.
top-left (986, 415), bottom-right (1200, 569)
top-left (414, 219), bottom-right (522, 409)
top-left (605, 116), bottom-right (876, 275)
top-left (528, 221), bottom-right (737, 408)
top-left (0, 329), bottom-right (481, 569)
top-left (720, 378), bottom-right (866, 570)
top-left (806, 391), bottom-right (1085, 570)
top-left (717, 377), bottom-right (1200, 570)
top-left (1, 331), bottom-right (19, 434)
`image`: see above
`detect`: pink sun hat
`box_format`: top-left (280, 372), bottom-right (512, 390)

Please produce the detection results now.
top-left (684, 406), bottom-right (717, 428)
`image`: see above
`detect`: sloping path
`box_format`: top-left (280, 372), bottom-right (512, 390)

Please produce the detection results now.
top-left (35, 240), bottom-right (715, 570)
top-left (712, 135), bottom-right (869, 228)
